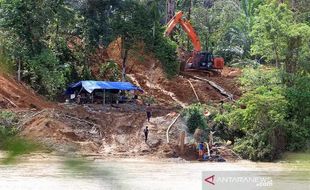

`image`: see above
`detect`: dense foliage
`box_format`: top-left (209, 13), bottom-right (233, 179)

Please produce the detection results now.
top-left (214, 67), bottom-right (310, 161)
top-left (182, 103), bottom-right (208, 134)
top-left (0, 0), bottom-right (178, 98)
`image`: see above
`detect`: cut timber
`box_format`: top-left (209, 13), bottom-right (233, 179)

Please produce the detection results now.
top-left (166, 114), bottom-right (181, 143)
top-left (187, 79), bottom-right (200, 102)
top-left (181, 72), bottom-right (234, 101)
top-left (179, 131), bottom-right (185, 154)
top-left (3, 97), bottom-right (17, 107)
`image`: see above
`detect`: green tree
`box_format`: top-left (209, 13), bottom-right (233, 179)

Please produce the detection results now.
top-left (251, 1), bottom-right (310, 69)
top-left (28, 49), bottom-right (67, 99)
top-left (183, 104), bottom-right (208, 134)
top-left (0, 0), bottom-right (85, 97)
top-left (225, 67), bottom-right (288, 161)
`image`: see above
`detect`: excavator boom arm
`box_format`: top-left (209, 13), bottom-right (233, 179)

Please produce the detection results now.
top-left (164, 11), bottom-right (202, 52)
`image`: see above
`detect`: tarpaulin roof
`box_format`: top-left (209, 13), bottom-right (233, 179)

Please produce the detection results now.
top-left (66, 80), bottom-right (142, 94)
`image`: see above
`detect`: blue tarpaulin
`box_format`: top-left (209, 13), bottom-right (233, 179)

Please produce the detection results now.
top-left (66, 80), bottom-right (142, 94)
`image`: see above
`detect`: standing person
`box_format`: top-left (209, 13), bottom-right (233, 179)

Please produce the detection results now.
top-left (146, 104), bottom-right (152, 122)
top-left (198, 142), bottom-right (204, 160)
top-left (144, 126), bottom-right (149, 142)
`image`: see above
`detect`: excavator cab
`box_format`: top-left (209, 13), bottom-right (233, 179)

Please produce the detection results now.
top-left (187, 51), bottom-right (224, 70)
top-left (197, 52), bottom-right (213, 69)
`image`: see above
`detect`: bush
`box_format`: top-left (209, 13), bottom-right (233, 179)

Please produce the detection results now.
top-left (153, 34), bottom-right (179, 78)
top-left (182, 104), bottom-right (208, 134)
top-left (0, 111), bottom-right (43, 164)
top-left (0, 53), bottom-right (14, 74)
top-left (0, 111), bottom-right (18, 136)
top-left (286, 121), bottom-right (310, 151)
top-left (285, 74), bottom-right (310, 150)
top-left (99, 60), bottom-right (121, 81)
top-left (233, 126), bottom-right (286, 161)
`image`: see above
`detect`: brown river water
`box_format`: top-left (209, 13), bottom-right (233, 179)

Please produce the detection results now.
top-left (0, 153), bottom-right (309, 190)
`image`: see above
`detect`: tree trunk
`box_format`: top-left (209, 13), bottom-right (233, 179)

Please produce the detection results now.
top-left (291, 0), bottom-right (296, 11)
top-left (166, 0), bottom-right (176, 23)
top-left (17, 59), bottom-right (21, 81)
top-left (121, 42), bottom-right (128, 82)
top-left (273, 43), bottom-right (280, 68)
top-left (285, 36), bottom-right (300, 74)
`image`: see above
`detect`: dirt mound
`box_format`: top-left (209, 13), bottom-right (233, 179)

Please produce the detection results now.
top-left (0, 73), bottom-right (52, 109)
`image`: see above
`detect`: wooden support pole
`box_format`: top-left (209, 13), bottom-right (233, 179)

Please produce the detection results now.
top-left (103, 89), bottom-right (106, 105)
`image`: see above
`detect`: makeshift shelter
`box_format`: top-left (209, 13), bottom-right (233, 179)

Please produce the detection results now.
top-left (66, 80), bottom-right (142, 104)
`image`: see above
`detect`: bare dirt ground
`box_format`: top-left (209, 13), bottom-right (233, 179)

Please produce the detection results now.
top-left (18, 105), bottom-right (186, 159)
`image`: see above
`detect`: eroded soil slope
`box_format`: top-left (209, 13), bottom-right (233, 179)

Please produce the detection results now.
top-left (0, 73), bottom-right (52, 109)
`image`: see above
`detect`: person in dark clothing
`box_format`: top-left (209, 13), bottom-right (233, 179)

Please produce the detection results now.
top-left (144, 126), bottom-right (149, 142)
top-left (198, 142), bottom-right (204, 160)
top-left (146, 104), bottom-right (152, 122)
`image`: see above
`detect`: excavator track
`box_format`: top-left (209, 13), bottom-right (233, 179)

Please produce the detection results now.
top-left (183, 68), bottom-right (222, 77)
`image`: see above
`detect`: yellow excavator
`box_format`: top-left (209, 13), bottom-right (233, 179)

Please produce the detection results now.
top-left (164, 11), bottom-right (224, 71)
